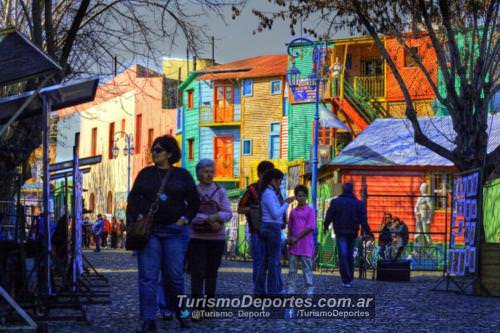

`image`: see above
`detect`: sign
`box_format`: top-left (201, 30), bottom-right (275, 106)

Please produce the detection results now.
top-left (49, 155), bottom-right (102, 172)
top-left (289, 79), bottom-right (326, 102)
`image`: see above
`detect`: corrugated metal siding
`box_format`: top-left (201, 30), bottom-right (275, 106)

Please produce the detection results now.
top-left (234, 84), bottom-right (241, 121)
top-left (240, 77), bottom-right (284, 181)
top-left (199, 80), bottom-right (213, 106)
top-left (281, 116), bottom-right (288, 160)
top-left (288, 102), bottom-right (314, 161)
top-left (342, 171), bottom-right (450, 243)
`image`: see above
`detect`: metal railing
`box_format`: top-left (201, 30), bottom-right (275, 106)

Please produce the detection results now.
top-left (354, 75), bottom-right (384, 98)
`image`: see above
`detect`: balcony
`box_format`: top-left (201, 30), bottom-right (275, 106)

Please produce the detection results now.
top-left (199, 104), bottom-right (241, 126)
top-left (354, 75), bottom-right (384, 98)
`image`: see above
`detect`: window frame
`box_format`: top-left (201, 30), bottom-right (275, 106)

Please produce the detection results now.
top-left (429, 172), bottom-right (453, 211)
top-left (270, 80), bottom-right (282, 95)
top-left (404, 46), bottom-right (419, 68)
top-left (242, 139), bottom-right (253, 156)
top-left (187, 89), bottom-right (194, 109)
top-left (188, 138), bottom-right (195, 161)
top-left (242, 80), bottom-right (253, 97)
top-left (269, 122), bottom-right (280, 159)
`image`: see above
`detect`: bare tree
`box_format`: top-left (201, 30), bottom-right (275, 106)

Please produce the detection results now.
top-left (244, 0), bottom-right (499, 181)
top-left (0, 0), bottom-right (238, 197)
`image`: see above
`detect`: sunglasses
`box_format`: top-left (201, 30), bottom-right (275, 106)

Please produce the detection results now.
top-left (151, 147), bottom-right (166, 154)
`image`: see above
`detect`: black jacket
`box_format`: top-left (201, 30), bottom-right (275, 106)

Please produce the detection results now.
top-left (126, 166), bottom-right (200, 226)
top-left (324, 191), bottom-right (372, 238)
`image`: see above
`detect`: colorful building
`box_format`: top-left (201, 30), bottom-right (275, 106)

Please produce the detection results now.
top-left (56, 64), bottom-right (177, 219)
top-left (179, 55), bottom-right (288, 188)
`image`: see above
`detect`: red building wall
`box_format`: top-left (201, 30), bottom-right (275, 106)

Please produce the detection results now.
top-left (385, 36), bottom-right (438, 102)
top-left (342, 169), bottom-right (453, 243)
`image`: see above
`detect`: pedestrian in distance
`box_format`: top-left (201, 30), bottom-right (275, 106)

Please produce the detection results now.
top-left (237, 160), bottom-right (274, 293)
top-left (119, 219), bottom-right (126, 249)
top-left (92, 214), bottom-right (104, 253)
top-left (255, 168), bottom-right (295, 296)
top-left (188, 159), bottom-right (232, 320)
top-left (323, 183), bottom-right (374, 288)
top-left (126, 135), bottom-right (200, 332)
top-left (102, 215), bottom-right (112, 249)
top-left (111, 216), bottom-right (119, 249)
top-left (286, 185), bottom-right (316, 295)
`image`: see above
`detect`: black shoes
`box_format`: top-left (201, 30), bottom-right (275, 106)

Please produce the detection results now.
top-left (136, 320), bottom-right (156, 333)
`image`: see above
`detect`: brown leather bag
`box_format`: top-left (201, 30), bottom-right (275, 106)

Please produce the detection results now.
top-left (125, 168), bottom-right (172, 251)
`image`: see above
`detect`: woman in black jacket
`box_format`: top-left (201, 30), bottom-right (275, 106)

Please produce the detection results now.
top-left (127, 135), bottom-right (200, 332)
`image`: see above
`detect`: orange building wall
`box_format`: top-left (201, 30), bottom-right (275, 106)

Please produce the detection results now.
top-left (342, 170), bottom-right (452, 243)
top-left (385, 36), bottom-right (437, 102)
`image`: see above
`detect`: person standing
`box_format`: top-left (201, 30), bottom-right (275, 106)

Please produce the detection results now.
top-left (82, 217), bottom-right (92, 249)
top-left (92, 214), bottom-right (104, 253)
top-left (111, 216), bottom-right (119, 249)
top-left (102, 216), bottom-right (111, 249)
top-left (255, 168), bottom-right (294, 296)
top-left (237, 160), bottom-right (274, 293)
top-left (188, 159), bottom-right (232, 319)
top-left (324, 183), bottom-right (373, 288)
top-left (287, 185), bottom-right (316, 295)
top-left (127, 135), bottom-right (199, 332)
top-left (119, 219), bottom-right (126, 249)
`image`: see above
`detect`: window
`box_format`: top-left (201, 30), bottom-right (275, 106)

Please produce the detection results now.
top-left (108, 122), bottom-right (115, 159)
top-left (361, 57), bottom-right (383, 76)
top-left (318, 126), bottom-right (335, 146)
top-left (135, 114), bottom-right (142, 154)
top-left (269, 122), bottom-right (280, 159)
top-left (430, 173), bottom-right (453, 210)
top-left (188, 138), bottom-right (194, 160)
top-left (283, 97), bottom-right (288, 116)
top-left (187, 90), bottom-right (194, 109)
top-left (89, 193), bottom-right (95, 212)
top-left (121, 118), bottom-right (126, 132)
top-left (214, 85), bottom-right (234, 122)
top-left (242, 139), bottom-right (252, 155)
top-left (74, 132), bottom-right (80, 155)
top-left (176, 108), bottom-right (182, 131)
top-left (242, 80), bottom-right (253, 97)
top-left (404, 47), bottom-right (419, 67)
top-left (91, 127), bottom-right (97, 156)
top-left (148, 128), bottom-right (154, 150)
top-left (107, 191), bottom-right (113, 214)
top-left (271, 80), bottom-right (282, 95)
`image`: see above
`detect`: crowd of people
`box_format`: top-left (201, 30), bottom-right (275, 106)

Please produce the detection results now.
top-left (124, 134), bottom-right (374, 332)
top-left (82, 214), bottom-right (126, 252)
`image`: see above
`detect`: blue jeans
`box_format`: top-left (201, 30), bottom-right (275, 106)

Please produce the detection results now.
top-left (255, 223), bottom-right (283, 296)
top-left (158, 273), bottom-right (173, 316)
top-left (137, 224), bottom-right (189, 320)
top-left (250, 233), bottom-right (262, 289)
top-left (336, 235), bottom-right (355, 284)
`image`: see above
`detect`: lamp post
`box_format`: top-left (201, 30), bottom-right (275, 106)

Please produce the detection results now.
top-left (286, 37), bottom-right (328, 220)
top-left (112, 131), bottom-right (134, 196)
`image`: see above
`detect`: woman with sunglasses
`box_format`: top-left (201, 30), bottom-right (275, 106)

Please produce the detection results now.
top-left (127, 135), bottom-right (200, 332)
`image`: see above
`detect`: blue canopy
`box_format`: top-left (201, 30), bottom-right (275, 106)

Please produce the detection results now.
top-left (329, 115), bottom-right (500, 167)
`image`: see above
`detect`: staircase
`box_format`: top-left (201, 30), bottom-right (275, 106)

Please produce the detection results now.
top-left (330, 79), bottom-right (388, 133)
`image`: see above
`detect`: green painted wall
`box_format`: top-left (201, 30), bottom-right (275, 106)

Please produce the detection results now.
top-left (182, 79), bottom-right (200, 177)
top-left (484, 178), bottom-right (500, 243)
top-left (288, 102), bottom-right (314, 161)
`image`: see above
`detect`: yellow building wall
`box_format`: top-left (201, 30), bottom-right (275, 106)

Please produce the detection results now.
top-left (240, 76), bottom-right (284, 186)
top-left (162, 58), bottom-right (215, 81)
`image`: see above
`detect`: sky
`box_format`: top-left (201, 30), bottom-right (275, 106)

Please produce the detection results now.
top-left (132, 0), bottom-right (347, 72)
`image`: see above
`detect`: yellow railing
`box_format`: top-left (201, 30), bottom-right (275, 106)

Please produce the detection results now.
top-left (354, 76), bottom-right (384, 98)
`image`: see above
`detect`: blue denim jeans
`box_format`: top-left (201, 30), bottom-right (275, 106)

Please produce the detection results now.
top-left (336, 235), bottom-right (355, 284)
top-left (137, 224), bottom-right (189, 320)
top-left (255, 223), bottom-right (283, 296)
top-left (158, 273), bottom-right (173, 316)
top-left (250, 233), bottom-right (262, 290)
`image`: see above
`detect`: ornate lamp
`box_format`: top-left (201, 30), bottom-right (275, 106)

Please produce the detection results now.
top-left (286, 62), bottom-right (301, 89)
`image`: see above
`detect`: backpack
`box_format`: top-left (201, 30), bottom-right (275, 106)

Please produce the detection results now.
top-left (192, 185), bottom-right (222, 233)
top-left (248, 185), bottom-right (263, 232)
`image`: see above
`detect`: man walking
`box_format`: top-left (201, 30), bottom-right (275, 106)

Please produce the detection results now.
top-left (92, 214), bottom-right (104, 253)
top-left (324, 183), bottom-right (373, 288)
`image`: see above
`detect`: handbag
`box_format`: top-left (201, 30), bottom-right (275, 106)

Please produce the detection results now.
top-left (125, 168), bottom-right (172, 251)
top-left (192, 185), bottom-right (222, 233)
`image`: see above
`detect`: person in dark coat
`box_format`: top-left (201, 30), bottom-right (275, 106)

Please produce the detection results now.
top-left (323, 183), bottom-right (373, 287)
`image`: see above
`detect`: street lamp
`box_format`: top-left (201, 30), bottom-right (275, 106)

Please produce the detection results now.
top-left (112, 131), bottom-right (134, 195)
top-left (287, 37), bottom-right (328, 222)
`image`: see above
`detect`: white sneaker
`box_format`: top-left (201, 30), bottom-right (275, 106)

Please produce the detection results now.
top-left (342, 283), bottom-right (352, 288)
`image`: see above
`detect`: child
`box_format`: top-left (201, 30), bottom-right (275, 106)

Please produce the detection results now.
top-left (287, 185), bottom-right (316, 295)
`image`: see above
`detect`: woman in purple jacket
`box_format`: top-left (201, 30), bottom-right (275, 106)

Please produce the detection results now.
top-left (188, 159), bottom-right (232, 319)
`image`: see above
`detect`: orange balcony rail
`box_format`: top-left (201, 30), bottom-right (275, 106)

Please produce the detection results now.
top-left (354, 75), bottom-right (384, 98)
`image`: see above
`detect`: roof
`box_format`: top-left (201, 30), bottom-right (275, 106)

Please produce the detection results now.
top-left (0, 29), bottom-right (62, 85)
top-left (197, 55), bottom-right (287, 80)
top-left (329, 115), bottom-right (500, 167)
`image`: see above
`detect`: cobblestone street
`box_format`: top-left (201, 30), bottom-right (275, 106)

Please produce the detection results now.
top-left (47, 249), bottom-right (500, 333)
